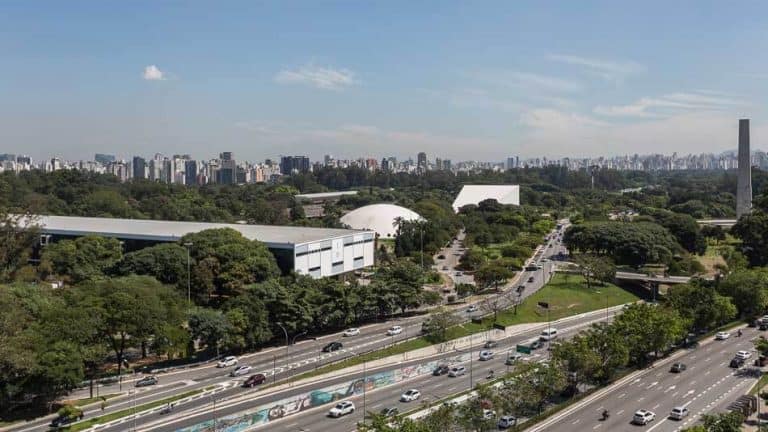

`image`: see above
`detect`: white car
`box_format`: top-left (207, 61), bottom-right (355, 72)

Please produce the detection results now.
top-left (498, 415), bottom-right (517, 429)
top-left (343, 328), bottom-right (360, 337)
top-left (467, 305), bottom-right (478, 313)
top-left (669, 406), bottom-right (689, 420)
top-left (387, 326), bottom-right (403, 336)
top-left (736, 350), bottom-right (752, 360)
top-left (217, 356), bottom-right (238, 368)
top-left (715, 331), bottom-right (731, 340)
top-left (400, 389), bottom-right (421, 402)
top-left (479, 350), bottom-right (495, 361)
top-left (632, 410), bottom-right (656, 425)
top-left (230, 365), bottom-right (252, 377)
top-left (482, 409), bottom-right (496, 420)
top-left (448, 366), bottom-right (466, 377)
top-left (328, 401), bottom-right (355, 417)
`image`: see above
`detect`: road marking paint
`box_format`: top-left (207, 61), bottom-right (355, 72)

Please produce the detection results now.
top-left (618, 393), bottom-right (626, 399)
top-left (617, 409), bottom-right (625, 415)
top-left (572, 419), bottom-right (580, 425)
top-left (593, 425), bottom-right (601, 430)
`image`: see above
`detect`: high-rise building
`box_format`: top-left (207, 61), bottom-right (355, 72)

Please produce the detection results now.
top-left (280, 156), bottom-right (310, 175)
top-left (95, 153), bottom-right (116, 165)
top-left (132, 156), bottom-right (146, 180)
top-left (184, 160), bottom-right (198, 186)
top-left (417, 152), bottom-right (427, 170)
top-left (737, 119), bottom-right (752, 218)
top-left (217, 152), bottom-right (236, 185)
top-left (506, 157), bottom-right (517, 170)
top-left (443, 159), bottom-right (452, 171)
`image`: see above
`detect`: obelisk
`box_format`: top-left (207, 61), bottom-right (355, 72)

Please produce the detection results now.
top-left (736, 118), bottom-right (752, 218)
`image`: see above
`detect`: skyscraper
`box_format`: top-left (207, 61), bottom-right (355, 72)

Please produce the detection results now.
top-left (737, 118), bottom-right (752, 218)
top-left (217, 152), bottom-right (236, 185)
top-left (280, 156), bottom-right (310, 175)
top-left (132, 156), bottom-right (146, 180)
top-left (184, 160), bottom-right (198, 186)
top-left (417, 152), bottom-right (427, 169)
top-left (95, 153), bottom-right (116, 165)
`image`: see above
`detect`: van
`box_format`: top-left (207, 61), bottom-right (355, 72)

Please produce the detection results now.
top-left (539, 328), bottom-right (558, 341)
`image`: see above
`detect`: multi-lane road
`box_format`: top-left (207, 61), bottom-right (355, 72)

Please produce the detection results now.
top-left (528, 326), bottom-right (761, 432)
top-left (7, 223), bottom-right (570, 432)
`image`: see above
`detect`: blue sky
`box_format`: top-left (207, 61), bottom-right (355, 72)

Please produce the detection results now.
top-left (1, 0), bottom-right (767, 162)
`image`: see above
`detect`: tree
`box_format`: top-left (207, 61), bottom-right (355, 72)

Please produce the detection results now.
top-left (75, 276), bottom-right (184, 377)
top-left (117, 243), bottom-right (189, 286)
top-left (583, 322), bottom-right (629, 383)
top-left (665, 282), bottom-right (737, 331)
top-left (40, 235), bottom-right (123, 283)
top-left (188, 308), bottom-right (230, 356)
top-left (564, 222), bottom-right (680, 267)
top-left (732, 210), bottom-right (768, 266)
top-left (422, 307), bottom-right (460, 342)
top-left (612, 303), bottom-right (688, 365)
top-left (701, 225), bottom-right (726, 244)
top-left (551, 334), bottom-right (600, 393)
top-left (685, 412), bottom-right (744, 432)
top-left (500, 361), bottom-right (566, 415)
top-left (717, 269), bottom-right (768, 320)
top-left (573, 254), bottom-right (615, 289)
top-left (0, 212), bottom-right (39, 282)
top-left (474, 261), bottom-right (514, 291)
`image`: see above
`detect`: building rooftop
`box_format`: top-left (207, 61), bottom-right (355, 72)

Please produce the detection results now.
top-left (452, 184), bottom-right (520, 212)
top-left (295, 191), bottom-right (359, 201)
top-left (29, 215), bottom-right (369, 249)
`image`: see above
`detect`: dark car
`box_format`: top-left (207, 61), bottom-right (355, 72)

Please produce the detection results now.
top-left (760, 323), bottom-right (768, 331)
top-left (437, 254), bottom-right (446, 259)
top-left (484, 340), bottom-right (498, 349)
top-left (432, 364), bottom-right (450, 376)
top-left (730, 357), bottom-right (745, 368)
top-left (527, 277), bottom-right (535, 283)
top-left (670, 363), bottom-right (687, 373)
top-left (50, 416), bottom-right (76, 428)
top-left (135, 376), bottom-right (158, 387)
top-left (243, 373), bottom-right (267, 387)
top-left (380, 407), bottom-right (399, 417)
top-left (322, 342), bottom-right (343, 352)
top-left (516, 285), bottom-right (525, 293)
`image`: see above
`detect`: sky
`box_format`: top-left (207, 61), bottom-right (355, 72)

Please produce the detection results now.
top-left (1, 0), bottom-right (768, 162)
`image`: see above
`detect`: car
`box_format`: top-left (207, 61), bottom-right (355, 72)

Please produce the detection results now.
top-left (432, 364), bottom-right (450, 376)
top-left (479, 350), bottom-right (495, 361)
top-left (529, 340), bottom-right (543, 350)
top-left (730, 357), bottom-right (746, 368)
top-left (715, 331), bottom-right (731, 340)
top-left (498, 415), bottom-right (518, 429)
top-left (242, 373), bottom-right (267, 387)
top-left (632, 410), bottom-right (656, 425)
top-left (482, 409), bottom-right (496, 420)
top-left (527, 276), bottom-right (535, 283)
top-left (669, 406), bottom-right (689, 420)
top-left (516, 285), bottom-right (525, 293)
top-left (736, 350), bottom-right (752, 360)
top-left (343, 328), bottom-right (360, 337)
top-left (442, 265), bottom-right (449, 270)
top-left (467, 305), bottom-right (478, 313)
top-left (541, 258), bottom-right (549, 262)
top-left (322, 341), bottom-right (343, 352)
top-left (670, 362), bottom-right (687, 373)
top-left (761, 323), bottom-right (768, 331)
top-left (328, 401), bottom-right (355, 417)
top-left (50, 413), bottom-right (81, 428)
top-left (380, 407), bottom-right (399, 417)
top-left (217, 356), bottom-right (238, 368)
top-left (505, 353), bottom-right (523, 365)
top-left (484, 340), bottom-right (498, 348)
top-left (387, 326), bottom-right (403, 336)
top-left (455, 271), bottom-right (463, 276)
top-left (230, 365), bottom-right (252, 377)
top-left (400, 389), bottom-right (421, 402)
top-left (437, 254), bottom-right (446, 259)
top-left (448, 366), bottom-right (466, 377)
top-left (135, 376), bottom-right (158, 387)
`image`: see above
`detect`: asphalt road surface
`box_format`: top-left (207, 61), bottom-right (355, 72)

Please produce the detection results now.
top-left (528, 326), bottom-right (761, 432)
top-left (124, 304), bottom-right (620, 432)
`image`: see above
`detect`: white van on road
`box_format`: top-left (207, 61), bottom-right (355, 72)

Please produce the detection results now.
top-left (539, 328), bottom-right (558, 341)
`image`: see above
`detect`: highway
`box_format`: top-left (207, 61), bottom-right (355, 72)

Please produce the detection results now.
top-left (7, 222), bottom-right (570, 432)
top-left (122, 303), bottom-right (619, 432)
top-left (527, 326), bottom-right (761, 432)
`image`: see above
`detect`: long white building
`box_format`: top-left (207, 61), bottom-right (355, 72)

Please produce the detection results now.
top-left (30, 215), bottom-right (374, 278)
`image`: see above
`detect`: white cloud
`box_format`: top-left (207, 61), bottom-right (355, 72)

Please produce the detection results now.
top-left (472, 70), bottom-right (582, 93)
top-left (142, 65), bottom-right (165, 81)
top-left (548, 54), bottom-right (645, 83)
top-left (275, 64), bottom-right (357, 90)
top-left (593, 91), bottom-right (748, 118)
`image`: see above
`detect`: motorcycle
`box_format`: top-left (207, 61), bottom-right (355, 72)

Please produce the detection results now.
top-left (601, 411), bottom-right (610, 421)
top-left (486, 371), bottom-right (495, 380)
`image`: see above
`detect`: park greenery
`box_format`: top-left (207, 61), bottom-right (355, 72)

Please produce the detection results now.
top-left (1, 165), bottom-right (768, 420)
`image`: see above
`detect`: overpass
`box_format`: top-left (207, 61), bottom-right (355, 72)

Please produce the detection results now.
top-left (697, 219), bottom-right (737, 228)
top-left (614, 271), bottom-right (692, 284)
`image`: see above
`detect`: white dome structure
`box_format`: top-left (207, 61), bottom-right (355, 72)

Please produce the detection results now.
top-left (340, 204), bottom-right (424, 238)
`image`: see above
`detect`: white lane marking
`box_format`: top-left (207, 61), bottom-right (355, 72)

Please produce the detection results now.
top-left (593, 425), bottom-right (602, 430)
top-left (665, 385), bottom-right (676, 393)
top-left (618, 393), bottom-right (626, 399)
top-left (646, 381), bottom-right (659, 389)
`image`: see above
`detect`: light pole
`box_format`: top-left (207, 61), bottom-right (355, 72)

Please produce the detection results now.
top-left (274, 323), bottom-right (289, 383)
top-left (469, 333), bottom-right (474, 389)
top-left (184, 242), bottom-right (193, 307)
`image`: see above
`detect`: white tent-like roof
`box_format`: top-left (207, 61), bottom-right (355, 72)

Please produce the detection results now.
top-left (452, 185), bottom-right (520, 212)
top-left (340, 204), bottom-right (423, 238)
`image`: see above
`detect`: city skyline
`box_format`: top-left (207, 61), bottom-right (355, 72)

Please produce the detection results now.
top-left (2, 1), bottom-right (768, 161)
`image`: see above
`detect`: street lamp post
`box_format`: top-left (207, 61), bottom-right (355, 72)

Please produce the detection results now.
top-left (184, 242), bottom-right (193, 307)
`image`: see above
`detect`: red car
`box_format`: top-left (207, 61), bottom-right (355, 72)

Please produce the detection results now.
top-left (243, 373), bottom-right (267, 387)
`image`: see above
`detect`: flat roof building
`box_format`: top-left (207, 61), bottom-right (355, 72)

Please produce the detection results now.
top-left (452, 185), bottom-right (520, 212)
top-left (29, 215), bottom-right (374, 278)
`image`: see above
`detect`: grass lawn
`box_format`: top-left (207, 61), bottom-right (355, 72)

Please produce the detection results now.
top-left (489, 273), bottom-right (639, 327)
top-left (61, 390), bottom-right (203, 431)
top-left (291, 273), bottom-right (637, 383)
